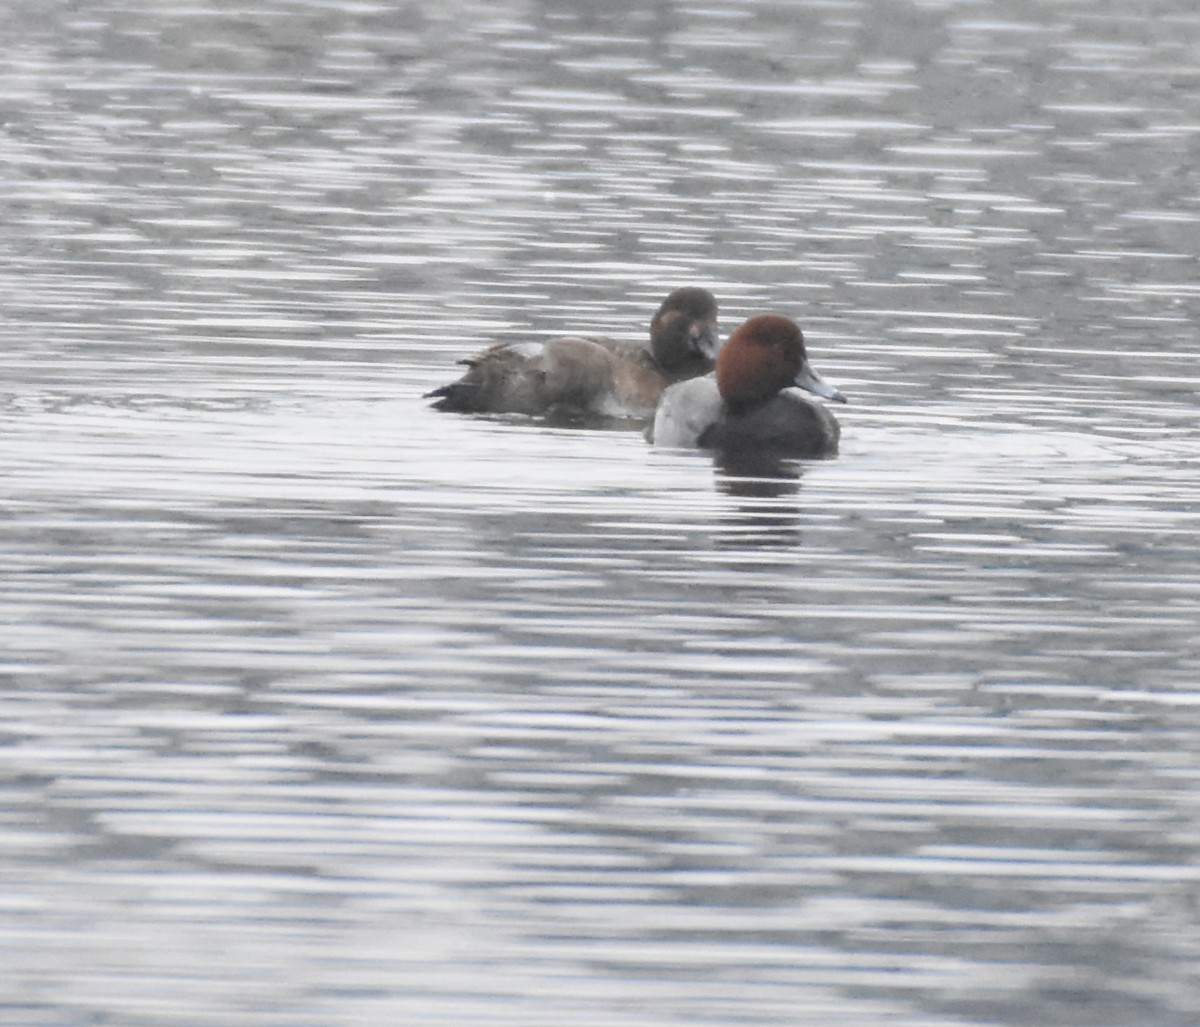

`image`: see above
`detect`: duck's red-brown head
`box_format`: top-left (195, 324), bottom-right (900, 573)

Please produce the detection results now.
top-left (716, 314), bottom-right (845, 413)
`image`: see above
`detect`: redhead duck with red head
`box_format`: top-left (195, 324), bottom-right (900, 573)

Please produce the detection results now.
top-left (650, 313), bottom-right (845, 457)
top-left (427, 287), bottom-right (719, 422)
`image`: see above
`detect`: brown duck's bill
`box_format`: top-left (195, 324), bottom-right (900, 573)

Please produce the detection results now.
top-left (689, 322), bottom-right (720, 361)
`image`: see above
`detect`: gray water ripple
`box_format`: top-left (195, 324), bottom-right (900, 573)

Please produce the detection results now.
top-left (4, 0), bottom-right (1200, 1025)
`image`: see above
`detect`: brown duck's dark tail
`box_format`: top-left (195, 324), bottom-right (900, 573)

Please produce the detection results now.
top-left (424, 381), bottom-right (481, 411)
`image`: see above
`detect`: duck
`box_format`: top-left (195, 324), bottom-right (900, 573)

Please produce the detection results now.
top-left (426, 287), bottom-right (719, 421)
top-left (650, 313), bottom-right (846, 457)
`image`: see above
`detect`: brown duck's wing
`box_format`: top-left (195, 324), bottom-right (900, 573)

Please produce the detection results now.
top-left (427, 338), bottom-right (622, 416)
top-left (426, 342), bottom-right (544, 413)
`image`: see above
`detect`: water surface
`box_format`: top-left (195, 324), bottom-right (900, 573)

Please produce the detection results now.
top-left (2, 1), bottom-right (1200, 1025)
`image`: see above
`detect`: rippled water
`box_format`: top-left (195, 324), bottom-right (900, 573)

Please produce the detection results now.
top-left (3, 1), bottom-right (1200, 1025)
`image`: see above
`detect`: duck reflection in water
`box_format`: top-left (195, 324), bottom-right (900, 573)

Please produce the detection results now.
top-left (713, 452), bottom-right (807, 547)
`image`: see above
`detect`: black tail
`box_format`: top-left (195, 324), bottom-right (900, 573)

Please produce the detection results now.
top-left (424, 381), bottom-right (480, 412)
